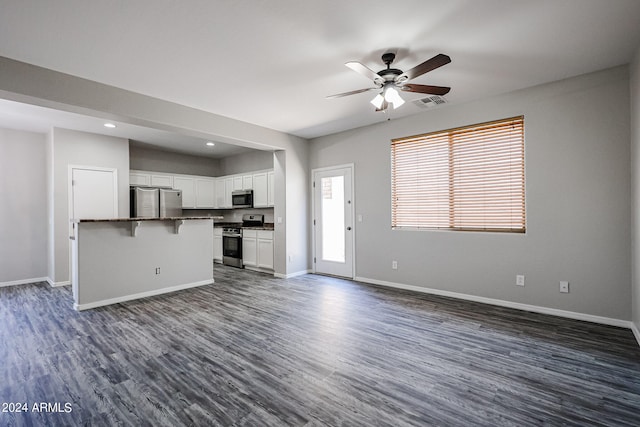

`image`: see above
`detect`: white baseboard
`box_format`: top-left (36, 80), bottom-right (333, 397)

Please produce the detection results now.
top-left (0, 277), bottom-right (48, 288)
top-left (74, 279), bottom-right (214, 311)
top-left (355, 276), bottom-right (633, 329)
top-left (632, 322), bottom-right (640, 347)
top-left (274, 269), bottom-right (311, 279)
top-left (47, 278), bottom-right (71, 287)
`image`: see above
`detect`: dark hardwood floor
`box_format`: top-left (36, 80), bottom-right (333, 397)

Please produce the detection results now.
top-left (1, 265), bottom-right (639, 426)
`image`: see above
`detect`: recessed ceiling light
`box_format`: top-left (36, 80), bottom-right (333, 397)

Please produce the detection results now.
top-left (104, 123), bottom-right (116, 128)
top-left (205, 141), bottom-right (215, 147)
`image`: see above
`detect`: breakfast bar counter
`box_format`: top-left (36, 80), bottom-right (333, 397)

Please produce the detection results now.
top-left (70, 217), bottom-right (214, 310)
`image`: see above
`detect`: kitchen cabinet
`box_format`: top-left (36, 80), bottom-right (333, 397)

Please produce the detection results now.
top-left (242, 229), bottom-right (273, 270)
top-left (267, 170), bottom-right (275, 207)
top-left (150, 174), bottom-right (173, 188)
top-left (215, 179), bottom-right (225, 208)
top-left (195, 178), bottom-right (215, 208)
top-left (130, 171), bottom-right (150, 186)
top-left (213, 227), bottom-right (223, 262)
top-left (130, 168), bottom-right (274, 210)
top-left (252, 172), bottom-right (268, 208)
top-left (242, 175), bottom-right (253, 190)
top-left (252, 169), bottom-right (274, 208)
top-left (233, 176), bottom-right (243, 191)
top-left (224, 177), bottom-right (234, 208)
top-left (174, 176), bottom-right (196, 208)
top-left (257, 230), bottom-right (274, 270)
top-left (242, 229), bottom-right (258, 267)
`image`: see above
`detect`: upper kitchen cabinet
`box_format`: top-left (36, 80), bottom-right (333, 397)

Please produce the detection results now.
top-left (195, 178), bottom-right (215, 208)
top-left (215, 179), bottom-right (226, 209)
top-left (267, 170), bottom-right (274, 207)
top-left (150, 174), bottom-right (173, 188)
top-left (173, 176), bottom-right (196, 208)
top-left (242, 175), bottom-right (253, 190)
top-left (130, 168), bottom-right (273, 209)
top-left (130, 171), bottom-right (150, 186)
top-left (253, 170), bottom-right (275, 208)
top-left (253, 172), bottom-right (268, 207)
top-left (174, 176), bottom-right (216, 209)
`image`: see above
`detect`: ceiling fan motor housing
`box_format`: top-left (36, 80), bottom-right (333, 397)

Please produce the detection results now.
top-left (378, 52), bottom-right (403, 82)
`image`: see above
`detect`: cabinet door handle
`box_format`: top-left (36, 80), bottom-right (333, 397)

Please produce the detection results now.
top-left (346, 226), bottom-right (352, 231)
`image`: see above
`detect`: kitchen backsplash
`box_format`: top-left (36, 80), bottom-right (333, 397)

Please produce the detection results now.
top-left (185, 208), bottom-right (274, 223)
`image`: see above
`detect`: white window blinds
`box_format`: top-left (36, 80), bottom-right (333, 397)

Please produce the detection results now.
top-left (391, 116), bottom-right (525, 233)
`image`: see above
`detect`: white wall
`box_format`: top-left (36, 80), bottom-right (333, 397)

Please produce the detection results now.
top-left (0, 128), bottom-right (47, 285)
top-left (631, 47), bottom-right (640, 337)
top-left (310, 66), bottom-right (631, 322)
top-left (49, 128), bottom-right (129, 285)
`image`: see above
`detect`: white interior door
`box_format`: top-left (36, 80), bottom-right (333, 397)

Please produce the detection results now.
top-left (313, 166), bottom-right (354, 278)
top-left (71, 167), bottom-right (118, 220)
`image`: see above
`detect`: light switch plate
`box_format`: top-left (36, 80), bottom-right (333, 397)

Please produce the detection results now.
top-left (560, 281), bottom-right (569, 293)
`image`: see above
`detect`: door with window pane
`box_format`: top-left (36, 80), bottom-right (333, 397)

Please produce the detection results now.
top-left (313, 166), bottom-right (353, 278)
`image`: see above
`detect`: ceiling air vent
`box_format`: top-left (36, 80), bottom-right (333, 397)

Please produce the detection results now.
top-left (414, 95), bottom-right (448, 109)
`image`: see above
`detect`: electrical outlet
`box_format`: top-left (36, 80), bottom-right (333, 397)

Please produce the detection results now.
top-left (560, 281), bottom-right (569, 293)
top-left (392, 260), bottom-right (398, 270)
top-left (516, 274), bottom-right (525, 287)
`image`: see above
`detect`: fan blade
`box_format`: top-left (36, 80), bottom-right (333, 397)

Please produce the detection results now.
top-left (400, 84), bottom-right (451, 96)
top-left (326, 87), bottom-right (379, 99)
top-left (345, 62), bottom-right (384, 84)
top-left (397, 54), bottom-right (451, 82)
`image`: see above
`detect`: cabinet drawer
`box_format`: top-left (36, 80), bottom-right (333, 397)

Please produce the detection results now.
top-left (243, 229), bottom-right (257, 238)
top-left (257, 230), bottom-right (273, 240)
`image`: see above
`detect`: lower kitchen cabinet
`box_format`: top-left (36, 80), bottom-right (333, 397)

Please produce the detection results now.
top-left (242, 230), bottom-right (258, 267)
top-left (242, 229), bottom-right (273, 271)
top-left (257, 231), bottom-right (274, 270)
top-left (213, 227), bottom-right (223, 262)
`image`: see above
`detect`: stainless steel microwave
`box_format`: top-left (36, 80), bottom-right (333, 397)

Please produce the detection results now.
top-left (231, 189), bottom-right (253, 208)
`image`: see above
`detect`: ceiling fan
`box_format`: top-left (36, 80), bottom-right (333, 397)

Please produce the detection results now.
top-left (327, 52), bottom-right (451, 111)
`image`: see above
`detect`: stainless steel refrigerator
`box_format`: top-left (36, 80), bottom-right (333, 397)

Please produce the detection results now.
top-left (130, 187), bottom-right (159, 218)
top-left (159, 188), bottom-right (182, 217)
top-left (130, 187), bottom-right (182, 218)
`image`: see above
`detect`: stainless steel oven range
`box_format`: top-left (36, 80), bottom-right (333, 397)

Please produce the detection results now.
top-left (222, 214), bottom-right (265, 268)
top-left (222, 226), bottom-right (243, 268)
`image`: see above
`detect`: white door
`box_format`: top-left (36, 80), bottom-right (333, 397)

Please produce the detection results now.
top-left (71, 167), bottom-right (118, 220)
top-left (313, 165), bottom-right (354, 278)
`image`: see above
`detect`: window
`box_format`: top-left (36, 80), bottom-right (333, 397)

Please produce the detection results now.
top-left (391, 116), bottom-right (525, 233)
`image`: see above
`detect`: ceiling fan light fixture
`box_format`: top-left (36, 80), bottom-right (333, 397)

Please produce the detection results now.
top-left (384, 86), bottom-right (405, 109)
top-left (370, 93), bottom-right (384, 109)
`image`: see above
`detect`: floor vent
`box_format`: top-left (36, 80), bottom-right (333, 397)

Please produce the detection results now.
top-left (414, 95), bottom-right (448, 108)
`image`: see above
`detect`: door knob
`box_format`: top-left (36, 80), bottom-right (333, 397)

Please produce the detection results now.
top-left (347, 226), bottom-right (352, 231)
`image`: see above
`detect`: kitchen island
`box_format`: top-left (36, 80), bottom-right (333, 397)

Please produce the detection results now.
top-left (70, 217), bottom-right (214, 310)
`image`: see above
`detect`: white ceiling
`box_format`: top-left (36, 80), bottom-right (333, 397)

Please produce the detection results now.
top-left (1, 0), bottom-right (640, 151)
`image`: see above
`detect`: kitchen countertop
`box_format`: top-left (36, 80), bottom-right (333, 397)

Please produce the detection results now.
top-left (214, 222), bottom-right (274, 230)
top-left (74, 216), bottom-right (218, 223)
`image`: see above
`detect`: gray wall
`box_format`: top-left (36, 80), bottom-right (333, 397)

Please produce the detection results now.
top-left (631, 47), bottom-right (640, 335)
top-left (74, 220), bottom-right (213, 308)
top-left (0, 128), bottom-right (47, 284)
top-left (310, 65), bottom-right (631, 321)
top-left (129, 141), bottom-right (220, 176)
top-left (218, 150), bottom-right (274, 176)
top-left (49, 128), bottom-right (129, 285)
